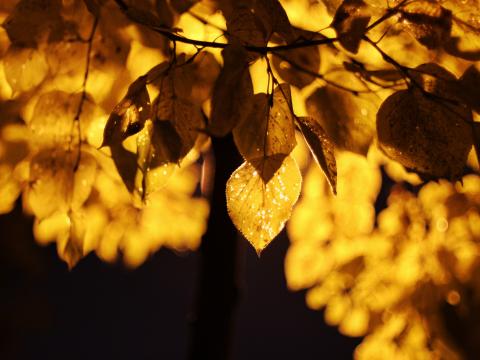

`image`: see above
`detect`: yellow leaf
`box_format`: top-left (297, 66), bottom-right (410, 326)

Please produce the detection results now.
top-left (3, 45), bottom-right (49, 94)
top-left (27, 150), bottom-right (97, 219)
top-left (233, 83), bottom-right (296, 179)
top-left (226, 155), bottom-right (301, 254)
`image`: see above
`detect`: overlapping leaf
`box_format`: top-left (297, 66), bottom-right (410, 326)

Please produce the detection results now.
top-left (209, 43), bottom-right (253, 136)
top-left (297, 116), bottom-right (337, 194)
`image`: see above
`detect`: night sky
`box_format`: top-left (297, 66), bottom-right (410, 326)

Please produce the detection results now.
top-left (0, 202), bottom-right (361, 360)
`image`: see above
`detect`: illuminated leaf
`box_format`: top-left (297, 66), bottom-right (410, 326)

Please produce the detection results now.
top-left (471, 122), bottom-right (480, 167)
top-left (306, 85), bottom-right (377, 155)
top-left (253, 0), bottom-right (295, 43)
top-left (189, 51), bottom-right (221, 106)
top-left (297, 116), bottom-right (337, 194)
top-left (28, 150), bottom-right (97, 219)
top-left (135, 120), bottom-right (178, 197)
top-left (376, 88), bottom-right (473, 179)
top-left (272, 46), bottom-right (321, 89)
top-left (209, 43), bottom-right (253, 136)
top-left (398, 0), bottom-right (452, 50)
top-left (152, 81), bottom-right (203, 162)
top-left (226, 155), bottom-right (301, 254)
top-left (442, 0), bottom-right (480, 61)
top-left (29, 91), bottom-right (85, 148)
top-left (3, 45), bottom-right (49, 93)
top-left (233, 83), bottom-right (296, 180)
top-left (331, 0), bottom-right (371, 54)
top-left (226, 5), bottom-right (268, 61)
top-left (102, 75), bottom-right (151, 147)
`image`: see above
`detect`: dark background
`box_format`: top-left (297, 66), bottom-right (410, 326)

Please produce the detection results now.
top-left (0, 202), bottom-right (361, 360)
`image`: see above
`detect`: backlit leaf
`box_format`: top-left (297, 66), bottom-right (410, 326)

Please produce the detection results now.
top-left (331, 0), bottom-right (371, 54)
top-left (233, 83), bottom-right (296, 180)
top-left (226, 155), bottom-right (301, 254)
top-left (459, 64), bottom-right (480, 113)
top-left (209, 43), bottom-right (253, 137)
top-left (3, 0), bottom-right (63, 46)
top-left (272, 46), bottom-right (321, 89)
top-left (377, 88), bottom-right (473, 179)
top-left (297, 116), bottom-right (337, 194)
top-left (306, 85), bottom-right (377, 155)
top-left (3, 45), bottom-right (49, 93)
top-left (398, 0), bottom-right (452, 50)
top-left (28, 150), bottom-right (97, 219)
top-left (253, 0), bottom-right (295, 43)
top-left (102, 75), bottom-right (151, 147)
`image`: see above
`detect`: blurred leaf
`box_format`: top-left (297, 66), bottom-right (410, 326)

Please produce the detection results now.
top-left (442, 0), bottom-right (480, 60)
top-left (226, 155), bottom-right (301, 255)
top-left (169, 0), bottom-right (199, 14)
top-left (459, 64), bottom-right (480, 113)
top-left (253, 0), bottom-right (295, 43)
top-left (226, 5), bottom-right (268, 61)
top-left (2, 0), bottom-right (63, 46)
top-left (102, 75), bottom-right (151, 147)
top-left (3, 45), bottom-right (49, 93)
top-left (306, 85), bottom-right (377, 155)
top-left (398, 0), bottom-right (452, 50)
top-left (209, 43), bottom-right (253, 136)
top-left (28, 150), bottom-right (97, 219)
top-left (272, 46), bottom-right (321, 89)
top-left (331, 0), bottom-right (371, 54)
top-left (377, 87), bottom-right (473, 179)
top-left (233, 83), bottom-right (296, 180)
top-left (297, 116), bottom-right (337, 194)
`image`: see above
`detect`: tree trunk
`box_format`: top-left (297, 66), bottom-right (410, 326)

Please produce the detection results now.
top-left (188, 135), bottom-right (242, 360)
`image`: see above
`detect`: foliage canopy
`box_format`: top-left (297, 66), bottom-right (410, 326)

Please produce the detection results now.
top-left (1, 0), bottom-right (480, 358)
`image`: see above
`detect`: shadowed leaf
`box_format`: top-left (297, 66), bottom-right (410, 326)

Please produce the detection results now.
top-left (297, 116), bottom-right (337, 194)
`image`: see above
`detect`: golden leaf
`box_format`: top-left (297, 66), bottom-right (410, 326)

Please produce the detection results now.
top-left (272, 46), bottom-right (321, 89)
top-left (226, 155), bottom-right (301, 255)
top-left (102, 75), bottom-right (151, 147)
top-left (27, 150), bottom-right (97, 219)
top-left (233, 83), bottom-right (296, 180)
top-left (377, 88), bottom-right (473, 179)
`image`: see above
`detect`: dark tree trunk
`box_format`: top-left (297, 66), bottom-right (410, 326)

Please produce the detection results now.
top-left (188, 135), bottom-right (242, 360)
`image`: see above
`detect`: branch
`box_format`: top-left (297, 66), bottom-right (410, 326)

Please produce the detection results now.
top-left (113, 0), bottom-right (337, 53)
top-left (73, 15), bottom-right (99, 171)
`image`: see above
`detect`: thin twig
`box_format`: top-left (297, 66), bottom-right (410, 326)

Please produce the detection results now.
top-left (73, 15), bottom-right (99, 171)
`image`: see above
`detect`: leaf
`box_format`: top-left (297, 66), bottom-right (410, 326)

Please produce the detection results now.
top-left (189, 51), bottom-right (221, 106)
top-left (459, 64), bottom-right (480, 113)
top-left (376, 89), bottom-right (473, 179)
top-left (209, 43), bottom-right (253, 137)
top-left (442, 0), bottom-right (480, 60)
top-left (226, 155), bottom-right (302, 255)
top-left (169, 0), bottom-right (199, 14)
top-left (297, 116), bottom-right (337, 194)
top-left (272, 46), bottom-right (321, 89)
top-left (331, 0), bottom-right (371, 54)
top-left (29, 91), bottom-right (86, 148)
top-left (306, 85), bottom-right (377, 155)
top-left (102, 75), bottom-right (151, 147)
top-left (83, 0), bottom-right (107, 16)
top-left (472, 122), bottom-right (480, 167)
top-left (226, 5), bottom-right (268, 61)
top-left (3, 45), bottom-right (49, 93)
top-left (398, 0), bottom-right (452, 50)
top-left (135, 119), bottom-right (178, 198)
top-left (28, 150), bottom-right (97, 219)
top-left (152, 84), bottom-right (203, 162)
top-left (253, 0), bottom-right (295, 43)
top-left (233, 83), bottom-right (296, 180)
top-left (3, 0), bottom-right (63, 46)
